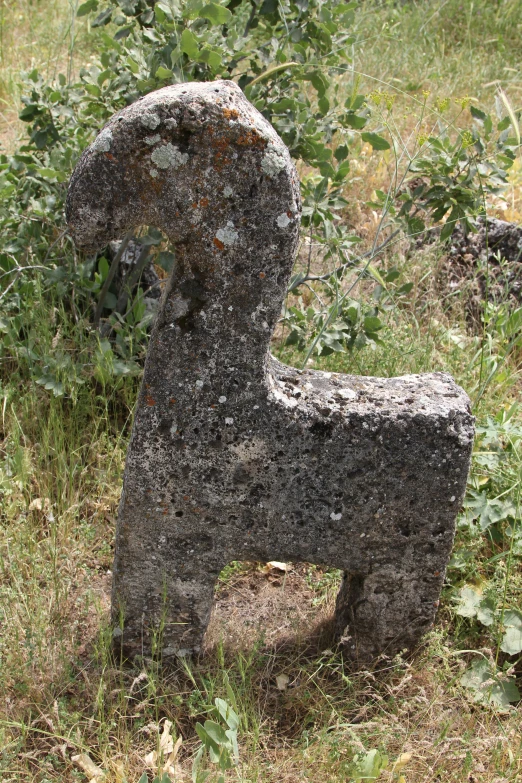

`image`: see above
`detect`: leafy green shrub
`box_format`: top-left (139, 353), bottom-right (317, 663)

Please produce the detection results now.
top-left (449, 403), bottom-right (522, 707)
top-left (193, 697), bottom-right (240, 783)
top-left (0, 0), bottom-right (520, 392)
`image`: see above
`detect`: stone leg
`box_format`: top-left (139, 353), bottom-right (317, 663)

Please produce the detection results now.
top-left (333, 565), bottom-right (444, 662)
top-left (111, 552), bottom-right (224, 660)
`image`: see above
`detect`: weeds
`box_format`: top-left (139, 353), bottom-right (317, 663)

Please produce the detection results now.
top-left (0, 0), bottom-right (521, 782)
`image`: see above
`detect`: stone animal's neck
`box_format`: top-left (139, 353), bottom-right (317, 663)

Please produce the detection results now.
top-left (147, 223), bottom-right (292, 391)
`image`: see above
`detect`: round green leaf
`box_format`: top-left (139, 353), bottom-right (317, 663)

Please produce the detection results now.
top-left (199, 2), bottom-right (232, 25)
top-left (361, 132), bottom-right (390, 151)
top-left (181, 28), bottom-right (199, 58)
top-left (155, 65), bottom-right (173, 80)
top-left (77, 0), bottom-right (98, 16)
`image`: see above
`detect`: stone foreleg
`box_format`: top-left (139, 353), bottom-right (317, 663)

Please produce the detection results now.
top-left (111, 528), bottom-right (227, 659)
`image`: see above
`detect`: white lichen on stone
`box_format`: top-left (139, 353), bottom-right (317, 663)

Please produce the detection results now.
top-left (276, 213), bottom-right (291, 228)
top-left (218, 396), bottom-right (227, 404)
top-left (150, 168), bottom-right (159, 178)
top-left (151, 143), bottom-right (188, 170)
top-left (261, 142), bottom-right (286, 177)
top-left (195, 380), bottom-right (204, 388)
top-left (216, 222), bottom-right (239, 246)
top-left (170, 295), bottom-right (190, 319)
top-left (223, 186), bottom-right (233, 198)
top-left (330, 512), bottom-right (342, 521)
top-left (164, 117), bottom-right (178, 130)
top-left (337, 388), bottom-right (357, 401)
top-left (92, 127), bottom-right (113, 153)
top-left (141, 113), bottom-right (161, 130)
top-left (145, 134), bottom-right (162, 146)
top-left (225, 417), bottom-right (234, 425)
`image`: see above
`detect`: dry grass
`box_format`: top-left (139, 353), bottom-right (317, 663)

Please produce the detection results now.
top-left (0, 0), bottom-right (95, 152)
top-left (1, 1), bottom-right (521, 781)
top-left (2, 549), bottom-right (521, 781)
top-left (1, 286), bottom-right (520, 780)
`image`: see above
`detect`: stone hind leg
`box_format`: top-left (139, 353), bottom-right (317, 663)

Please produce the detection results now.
top-left (111, 535), bottom-right (227, 659)
top-left (333, 565), bottom-right (445, 662)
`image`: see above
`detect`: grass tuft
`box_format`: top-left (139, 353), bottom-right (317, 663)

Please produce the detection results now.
top-left (1, 1), bottom-right (521, 781)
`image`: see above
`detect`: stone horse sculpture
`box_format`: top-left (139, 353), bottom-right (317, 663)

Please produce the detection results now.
top-left (66, 80), bottom-right (474, 662)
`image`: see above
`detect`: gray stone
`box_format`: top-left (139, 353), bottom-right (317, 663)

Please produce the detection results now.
top-left (66, 80), bottom-right (474, 663)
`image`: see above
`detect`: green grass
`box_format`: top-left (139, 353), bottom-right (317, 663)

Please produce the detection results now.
top-left (1, 1), bottom-right (522, 781)
top-left (355, 0), bottom-right (522, 107)
top-left (0, 0), bottom-right (97, 151)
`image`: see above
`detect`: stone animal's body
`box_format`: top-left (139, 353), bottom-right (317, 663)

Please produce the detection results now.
top-left (66, 81), bottom-right (474, 662)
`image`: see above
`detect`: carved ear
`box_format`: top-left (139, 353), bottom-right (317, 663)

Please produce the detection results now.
top-left (66, 80), bottom-right (300, 255)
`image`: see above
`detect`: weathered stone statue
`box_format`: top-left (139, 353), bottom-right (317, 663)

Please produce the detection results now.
top-left (66, 81), bottom-right (474, 662)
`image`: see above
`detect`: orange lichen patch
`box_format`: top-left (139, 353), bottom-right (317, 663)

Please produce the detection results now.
top-left (259, 272), bottom-right (266, 279)
top-left (236, 131), bottom-right (266, 149)
top-left (192, 202), bottom-right (198, 208)
top-left (200, 197), bottom-right (209, 207)
top-left (144, 395), bottom-right (156, 406)
top-left (169, 398), bottom-right (177, 405)
top-left (287, 211), bottom-right (293, 218)
top-left (210, 134), bottom-right (235, 170)
top-left (223, 108), bottom-right (239, 120)
top-left (213, 152), bottom-right (232, 171)
top-left (211, 135), bottom-right (230, 152)
top-left (213, 237), bottom-right (225, 250)
top-left (104, 153), bottom-right (117, 162)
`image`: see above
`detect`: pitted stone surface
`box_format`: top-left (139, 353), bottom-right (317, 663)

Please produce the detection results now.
top-left (66, 80), bottom-right (474, 662)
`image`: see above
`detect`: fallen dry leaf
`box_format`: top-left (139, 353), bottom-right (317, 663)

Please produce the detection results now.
top-left (110, 759), bottom-right (127, 783)
top-left (29, 497), bottom-right (47, 511)
top-left (276, 674), bottom-right (290, 691)
top-left (262, 561), bottom-right (290, 574)
top-left (144, 719), bottom-right (183, 778)
top-left (50, 743), bottom-right (67, 762)
top-left (392, 753), bottom-right (412, 774)
top-left (71, 753), bottom-right (106, 781)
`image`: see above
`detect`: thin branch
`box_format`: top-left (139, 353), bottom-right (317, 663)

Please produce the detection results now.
top-left (248, 62), bottom-right (300, 88)
top-left (0, 270), bottom-right (22, 304)
top-left (289, 228), bottom-right (401, 290)
top-left (93, 231), bottom-right (134, 328)
top-left (43, 229), bottom-right (68, 265)
top-left (0, 264), bottom-right (49, 281)
top-left (243, 0), bottom-right (257, 38)
top-left (115, 244), bottom-right (152, 315)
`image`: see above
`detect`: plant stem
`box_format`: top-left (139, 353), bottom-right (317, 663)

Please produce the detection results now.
top-left (93, 231), bottom-right (134, 327)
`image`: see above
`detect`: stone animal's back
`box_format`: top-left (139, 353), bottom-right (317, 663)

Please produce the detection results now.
top-left (66, 80), bottom-right (474, 662)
